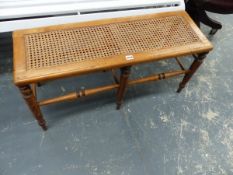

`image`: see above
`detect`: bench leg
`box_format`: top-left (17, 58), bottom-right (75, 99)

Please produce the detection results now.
top-left (116, 66), bottom-right (131, 110)
top-left (177, 53), bottom-right (208, 93)
top-left (19, 85), bottom-right (47, 131)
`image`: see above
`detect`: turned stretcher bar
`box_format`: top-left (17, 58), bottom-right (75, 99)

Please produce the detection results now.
top-left (38, 69), bottom-right (189, 106)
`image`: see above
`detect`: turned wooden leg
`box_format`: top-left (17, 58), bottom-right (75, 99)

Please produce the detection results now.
top-left (198, 9), bottom-right (222, 34)
top-left (177, 53), bottom-right (208, 93)
top-left (19, 85), bottom-right (47, 130)
top-left (116, 66), bottom-right (131, 110)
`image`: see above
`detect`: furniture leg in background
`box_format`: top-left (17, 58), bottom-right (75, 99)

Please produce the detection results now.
top-left (185, 0), bottom-right (233, 35)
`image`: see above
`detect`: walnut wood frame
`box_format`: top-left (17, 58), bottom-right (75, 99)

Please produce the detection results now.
top-left (13, 11), bottom-right (213, 130)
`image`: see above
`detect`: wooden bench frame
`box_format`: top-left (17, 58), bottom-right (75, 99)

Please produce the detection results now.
top-left (13, 11), bottom-right (213, 130)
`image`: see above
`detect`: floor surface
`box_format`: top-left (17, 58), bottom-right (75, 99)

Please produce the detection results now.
top-left (0, 13), bottom-right (233, 175)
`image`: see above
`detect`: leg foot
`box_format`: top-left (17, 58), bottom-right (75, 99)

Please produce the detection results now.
top-left (40, 123), bottom-right (48, 131)
top-left (116, 104), bottom-right (121, 110)
top-left (209, 28), bottom-right (218, 35)
top-left (177, 84), bottom-right (185, 93)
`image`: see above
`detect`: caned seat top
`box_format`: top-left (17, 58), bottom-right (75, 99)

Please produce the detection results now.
top-left (13, 11), bottom-right (213, 85)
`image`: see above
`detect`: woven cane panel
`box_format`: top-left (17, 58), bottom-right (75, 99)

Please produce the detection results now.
top-left (25, 15), bottom-right (200, 69)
